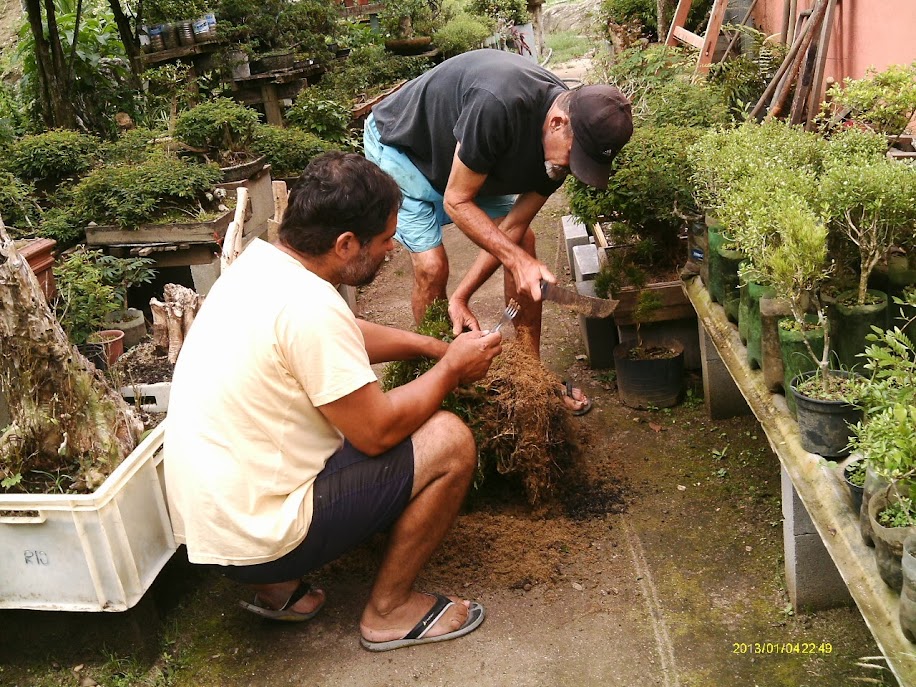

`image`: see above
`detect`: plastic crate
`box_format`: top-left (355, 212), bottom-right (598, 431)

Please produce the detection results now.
top-left (121, 382), bottom-right (171, 413)
top-left (0, 424), bottom-right (176, 611)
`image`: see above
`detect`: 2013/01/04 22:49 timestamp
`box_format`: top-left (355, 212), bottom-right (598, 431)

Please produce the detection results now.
top-left (733, 642), bottom-right (833, 655)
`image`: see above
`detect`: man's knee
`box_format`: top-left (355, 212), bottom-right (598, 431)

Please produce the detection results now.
top-left (414, 410), bottom-right (476, 476)
top-left (411, 251), bottom-right (449, 291)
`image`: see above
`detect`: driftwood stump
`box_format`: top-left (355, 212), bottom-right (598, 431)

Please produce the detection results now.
top-left (150, 284), bottom-right (203, 364)
top-left (0, 217), bottom-right (141, 487)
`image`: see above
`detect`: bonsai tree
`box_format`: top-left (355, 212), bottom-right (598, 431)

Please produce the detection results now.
top-left (0, 218), bottom-right (142, 494)
top-left (5, 129), bottom-right (98, 182)
top-left (819, 156), bottom-right (916, 307)
top-left (174, 98), bottom-right (261, 165)
top-left (823, 62), bottom-right (916, 142)
top-left (379, 0), bottom-right (437, 39)
top-left (250, 124), bottom-right (337, 178)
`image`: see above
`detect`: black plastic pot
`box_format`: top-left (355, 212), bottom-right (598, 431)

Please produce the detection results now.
top-left (832, 289), bottom-right (888, 371)
top-left (842, 457), bottom-right (865, 515)
top-left (77, 341), bottom-right (108, 371)
top-left (613, 340), bottom-right (684, 410)
top-left (790, 370), bottom-right (862, 457)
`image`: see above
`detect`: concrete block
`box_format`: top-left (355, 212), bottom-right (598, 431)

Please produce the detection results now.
top-left (576, 280), bottom-right (618, 369)
top-left (698, 321), bottom-right (750, 419)
top-left (572, 243), bottom-right (601, 282)
top-left (783, 530), bottom-right (852, 611)
top-left (781, 467), bottom-right (816, 535)
top-left (562, 215), bottom-right (591, 276)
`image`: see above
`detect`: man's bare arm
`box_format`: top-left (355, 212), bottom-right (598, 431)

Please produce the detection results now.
top-left (356, 318), bottom-right (448, 364)
top-left (318, 329), bottom-right (501, 455)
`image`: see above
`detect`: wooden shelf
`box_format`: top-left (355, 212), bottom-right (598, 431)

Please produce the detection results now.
top-left (140, 39), bottom-right (224, 65)
top-left (338, 2), bottom-right (384, 17)
top-left (682, 276), bottom-right (916, 686)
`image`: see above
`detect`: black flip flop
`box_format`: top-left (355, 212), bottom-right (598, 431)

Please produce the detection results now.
top-left (562, 380), bottom-right (592, 416)
top-left (360, 594), bottom-right (485, 652)
top-left (239, 580), bottom-right (325, 622)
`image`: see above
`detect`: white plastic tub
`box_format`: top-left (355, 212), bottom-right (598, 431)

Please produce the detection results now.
top-left (0, 424), bottom-right (176, 611)
top-left (121, 382), bottom-right (171, 413)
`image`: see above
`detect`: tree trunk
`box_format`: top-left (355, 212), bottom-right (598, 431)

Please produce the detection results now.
top-left (0, 218), bottom-right (141, 486)
top-left (657, 0), bottom-right (676, 41)
top-left (108, 0), bottom-right (142, 82)
top-left (150, 284), bottom-right (202, 364)
top-left (23, 0), bottom-right (77, 128)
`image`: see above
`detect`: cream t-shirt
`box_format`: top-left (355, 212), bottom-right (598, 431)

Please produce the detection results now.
top-left (164, 239), bottom-right (377, 566)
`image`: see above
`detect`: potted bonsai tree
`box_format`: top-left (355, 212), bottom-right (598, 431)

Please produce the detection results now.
top-left (819, 154), bottom-right (916, 370)
top-left (174, 98), bottom-right (264, 181)
top-left (380, 0), bottom-right (438, 54)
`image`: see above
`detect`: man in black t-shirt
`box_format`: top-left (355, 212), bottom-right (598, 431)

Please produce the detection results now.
top-left (366, 50), bottom-right (632, 414)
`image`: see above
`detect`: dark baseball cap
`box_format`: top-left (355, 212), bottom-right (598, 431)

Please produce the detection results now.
top-left (567, 85), bottom-right (633, 190)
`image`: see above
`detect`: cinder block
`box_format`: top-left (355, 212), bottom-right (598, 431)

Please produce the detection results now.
top-left (781, 467), bottom-right (816, 535)
top-left (572, 243), bottom-right (601, 282)
top-left (783, 530), bottom-right (852, 611)
top-left (576, 280), bottom-right (618, 369)
top-left (562, 215), bottom-right (591, 276)
top-left (698, 321), bottom-right (750, 419)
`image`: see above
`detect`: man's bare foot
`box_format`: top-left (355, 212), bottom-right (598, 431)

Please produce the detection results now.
top-left (360, 591), bottom-right (471, 643)
top-left (559, 381), bottom-right (591, 415)
top-left (253, 581), bottom-right (325, 614)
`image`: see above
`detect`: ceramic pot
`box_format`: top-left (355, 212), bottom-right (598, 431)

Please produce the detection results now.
top-left (86, 329), bottom-right (125, 367)
top-left (105, 308), bottom-right (147, 349)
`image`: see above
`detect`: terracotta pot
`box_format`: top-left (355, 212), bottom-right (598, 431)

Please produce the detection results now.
top-left (87, 329), bottom-right (125, 367)
top-left (15, 238), bottom-right (57, 302)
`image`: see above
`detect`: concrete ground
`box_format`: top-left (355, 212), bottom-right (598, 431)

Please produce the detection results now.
top-left (0, 188), bottom-right (893, 687)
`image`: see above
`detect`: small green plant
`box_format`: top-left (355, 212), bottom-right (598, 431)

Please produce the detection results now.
top-left (846, 460), bottom-right (866, 487)
top-left (632, 289), bottom-right (662, 350)
top-left (850, 404), bottom-right (916, 485)
top-left (174, 98), bottom-right (261, 160)
top-left (0, 172), bottom-right (39, 232)
top-left (877, 495), bottom-right (916, 528)
top-left (7, 129), bottom-right (98, 180)
top-left (285, 91), bottom-right (353, 144)
top-left (53, 247), bottom-right (122, 345)
top-left (251, 124), bottom-right (338, 178)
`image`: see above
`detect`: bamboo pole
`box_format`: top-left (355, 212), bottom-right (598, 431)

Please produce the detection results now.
top-left (804, 0), bottom-right (838, 131)
top-left (767, 0), bottom-right (826, 120)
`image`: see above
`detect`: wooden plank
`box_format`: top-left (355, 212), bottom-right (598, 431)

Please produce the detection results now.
top-left (140, 39), bottom-right (222, 66)
top-left (592, 222), bottom-right (609, 249)
top-left (352, 80), bottom-right (408, 119)
top-left (805, 0), bottom-right (839, 131)
top-left (613, 280), bottom-right (693, 326)
top-left (665, 0), bottom-right (694, 46)
top-left (672, 26), bottom-right (704, 50)
top-left (697, 0), bottom-right (729, 73)
top-left (85, 209), bottom-right (233, 247)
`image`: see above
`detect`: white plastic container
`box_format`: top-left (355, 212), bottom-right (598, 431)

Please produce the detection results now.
top-left (0, 424), bottom-right (176, 611)
top-left (121, 382), bottom-right (171, 413)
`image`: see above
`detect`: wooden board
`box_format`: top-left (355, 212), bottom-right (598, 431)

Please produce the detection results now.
top-left (85, 209), bottom-right (233, 247)
top-left (613, 280), bottom-right (694, 326)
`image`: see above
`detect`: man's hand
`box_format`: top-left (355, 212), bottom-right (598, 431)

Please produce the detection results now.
top-left (441, 330), bottom-right (502, 385)
top-left (448, 296), bottom-right (481, 336)
top-left (509, 252), bottom-right (556, 303)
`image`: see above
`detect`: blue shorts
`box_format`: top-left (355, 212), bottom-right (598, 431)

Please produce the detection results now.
top-left (222, 437), bottom-right (414, 585)
top-left (364, 113), bottom-right (517, 253)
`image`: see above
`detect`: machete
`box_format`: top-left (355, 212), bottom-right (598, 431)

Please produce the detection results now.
top-left (540, 280), bottom-right (619, 319)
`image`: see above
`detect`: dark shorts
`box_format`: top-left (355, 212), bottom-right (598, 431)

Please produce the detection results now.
top-left (223, 437), bottom-right (415, 585)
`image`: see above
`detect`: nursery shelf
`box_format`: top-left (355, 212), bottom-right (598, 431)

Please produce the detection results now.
top-left (682, 276), bottom-right (916, 685)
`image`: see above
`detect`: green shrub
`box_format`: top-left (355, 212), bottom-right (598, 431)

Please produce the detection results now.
top-left (825, 62), bottom-right (916, 137)
top-left (251, 125), bottom-right (338, 177)
top-left (143, 0), bottom-right (208, 23)
top-left (467, 0), bottom-right (527, 25)
top-left (689, 120), bottom-right (827, 214)
top-left (320, 44), bottom-right (432, 102)
top-left (99, 128), bottom-right (168, 164)
top-left (175, 98), bottom-right (261, 157)
top-left (285, 90), bottom-right (353, 143)
top-left (215, 0), bottom-right (339, 54)
top-left (53, 247), bottom-right (122, 345)
top-left (434, 15), bottom-right (492, 57)
top-left (598, 0), bottom-right (712, 40)
top-left (71, 152), bottom-right (223, 228)
top-left (567, 124), bottom-right (702, 230)
top-left (379, 0), bottom-right (438, 38)
top-left (706, 26), bottom-right (787, 118)
top-left (823, 126), bottom-right (889, 167)
top-left (8, 130), bottom-right (99, 180)
top-left (36, 206), bottom-right (85, 247)
top-left (642, 79), bottom-right (729, 128)
top-left (0, 172), bottom-right (39, 232)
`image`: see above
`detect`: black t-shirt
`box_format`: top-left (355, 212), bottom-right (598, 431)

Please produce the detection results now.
top-left (372, 50), bottom-right (568, 197)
